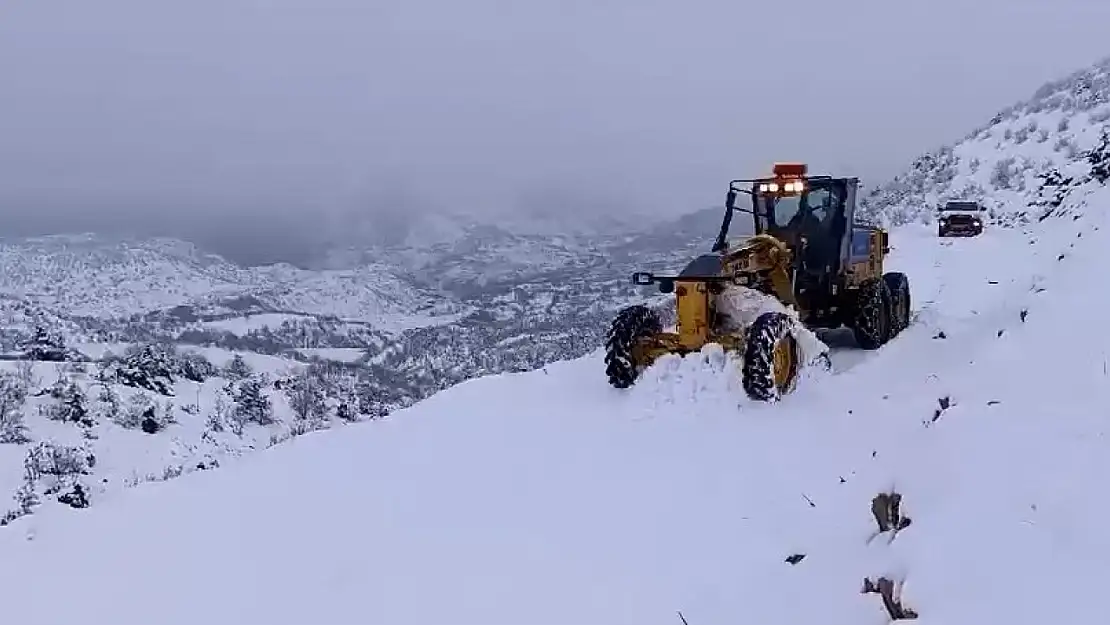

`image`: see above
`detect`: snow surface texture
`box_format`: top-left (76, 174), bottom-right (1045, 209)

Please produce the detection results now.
top-left (0, 177), bottom-right (1105, 624)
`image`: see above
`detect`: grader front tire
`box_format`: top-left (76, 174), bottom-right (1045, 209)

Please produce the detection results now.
top-left (604, 305), bottom-right (663, 388)
top-left (741, 311), bottom-right (800, 402)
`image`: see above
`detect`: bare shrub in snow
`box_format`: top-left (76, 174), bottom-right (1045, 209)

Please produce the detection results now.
top-left (990, 157), bottom-right (1018, 190)
top-left (22, 441), bottom-right (96, 510)
top-left (14, 360), bottom-right (38, 389)
top-left (39, 379), bottom-right (94, 428)
top-left (113, 391), bottom-right (174, 433)
top-left (284, 367), bottom-right (328, 429)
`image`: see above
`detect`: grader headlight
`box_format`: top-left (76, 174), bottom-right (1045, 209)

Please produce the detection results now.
top-left (757, 179), bottom-right (805, 195)
top-left (759, 162), bottom-right (809, 196)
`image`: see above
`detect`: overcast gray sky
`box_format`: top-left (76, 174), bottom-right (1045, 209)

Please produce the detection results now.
top-left (1, 0), bottom-right (1109, 260)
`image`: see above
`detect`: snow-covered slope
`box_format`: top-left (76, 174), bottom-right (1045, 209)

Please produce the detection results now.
top-left (861, 53), bottom-right (1110, 226)
top-left (0, 166), bottom-right (1105, 623)
top-left (0, 342), bottom-right (388, 527)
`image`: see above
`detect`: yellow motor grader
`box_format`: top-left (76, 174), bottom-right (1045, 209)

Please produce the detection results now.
top-left (605, 162), bottom-right (911, 401)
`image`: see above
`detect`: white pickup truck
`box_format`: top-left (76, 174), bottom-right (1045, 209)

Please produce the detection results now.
top-left (937, 201), bottom-right (985, 237)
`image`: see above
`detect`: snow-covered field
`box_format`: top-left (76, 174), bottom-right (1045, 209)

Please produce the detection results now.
top-left (200, 313), bottom-right (314, 336)
top-left (0, 175), bottom-right (1103, 624)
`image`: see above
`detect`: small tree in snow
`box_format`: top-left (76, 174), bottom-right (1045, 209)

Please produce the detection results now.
top-left (335, 399), bottom-right (357, 423)
top-left (1033, 168), bottom-right (1075, 214)
top-left (335, 375), bottom-right (359, 423)
top-left (207, 384), bottom-right (236, 435)
top-left (2, 474), bottom-right (39, 525)
top-left (22, 323), bottom-right (68, 362)
top-left (224, 354), bottom-right (253, 381)
top-left (355, 375), bottom-right (383, 419)
top-left (102, 343), bottom-right (176, 396)
top-left (1086, 127), bottom-right (1110, 183)
top-left (0, 372), bottom-right (30, 444)
top-left (233, 376), bottom-right (274, 426)
top-left (92, 382), bottom-right (123, 426)
top-left (175, 351), bottom-right (217, 383)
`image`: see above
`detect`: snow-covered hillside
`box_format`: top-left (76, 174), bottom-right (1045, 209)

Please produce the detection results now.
top-left (0, 342), bottom-right (385, 527)
top-left (862, 53), bottom-right (1110, 226)
top-left (0, 234), bottom-right (462, 326)
top-left (0, 161), bottom-right (1105, 623)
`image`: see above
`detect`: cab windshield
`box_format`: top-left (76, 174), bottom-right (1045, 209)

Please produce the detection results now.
top-left (755, 185), bottom-right (836, 231)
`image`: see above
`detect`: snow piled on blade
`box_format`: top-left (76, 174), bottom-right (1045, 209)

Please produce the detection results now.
top-left (715, 283), bottom-right (830, 365)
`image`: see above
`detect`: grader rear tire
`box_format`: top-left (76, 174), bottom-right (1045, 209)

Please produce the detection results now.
top-left (883, 271), bottom-right (911, 337)
top-left (742, 311), bottom-right (800, 402)
top-left (851, 277), bottom-right (892, 349)
top-left (605, 305), bottom-right (663, 388)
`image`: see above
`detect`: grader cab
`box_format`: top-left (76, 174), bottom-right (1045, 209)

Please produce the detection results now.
top-left (605, 163), bottom-right (911, 401)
